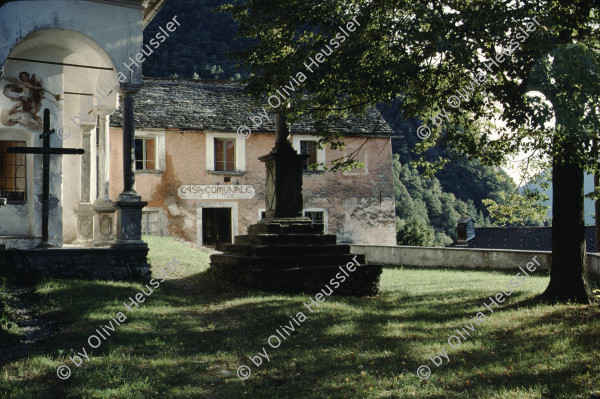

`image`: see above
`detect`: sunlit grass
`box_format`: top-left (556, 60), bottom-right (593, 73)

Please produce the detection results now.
top-left (1, 236), bottom-right (599, 399)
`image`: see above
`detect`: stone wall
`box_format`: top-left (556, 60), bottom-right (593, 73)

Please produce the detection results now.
top-left (0, 247), bottom-right (151, 282)
top-left (350, 244), bottom-right (600, 278)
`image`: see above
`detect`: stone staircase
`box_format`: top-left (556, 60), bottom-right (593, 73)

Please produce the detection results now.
top-left (209, 218), bottom-right (383, 296)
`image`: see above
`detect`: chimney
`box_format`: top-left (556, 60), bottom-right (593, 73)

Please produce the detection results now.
top-left (456, 217), bottom-right (475, 245)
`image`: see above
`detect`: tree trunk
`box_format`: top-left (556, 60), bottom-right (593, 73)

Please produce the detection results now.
top-left (593, 139), bottom-right (600, 251)
top-left (595, 173), bottom-right (600, 251)
top-left (543, 157), bottom-right (591, 303)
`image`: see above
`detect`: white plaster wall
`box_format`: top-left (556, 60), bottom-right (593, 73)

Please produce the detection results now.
top-left (338, 198), bottom-right (396, 246)
top-left (0, 58), bottom-right (65, 245)
top-left (0, 0), bottom-right (144, 84)
top-left (0, 0), bottom-right (144, 246)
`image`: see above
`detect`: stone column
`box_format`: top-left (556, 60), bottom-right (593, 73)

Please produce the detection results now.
top-left (113, 84), bottom-right (147, 248)
top-left (93, 111), bottom-right (117, 246)
top-left (258, 113), bottom-right (308, 218)
top-left (74, 122), bottom-right (97, 245)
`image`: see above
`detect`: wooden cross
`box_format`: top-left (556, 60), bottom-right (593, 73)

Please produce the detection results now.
top-left (8, 108), bottom-right (85, 248)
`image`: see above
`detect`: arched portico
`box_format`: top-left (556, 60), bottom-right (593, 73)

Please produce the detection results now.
top-left (0, 0), bottom-right (157, 280)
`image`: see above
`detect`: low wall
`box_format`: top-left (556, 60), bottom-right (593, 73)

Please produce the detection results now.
top-left (351, 245), bottom-right (600, 278)
top-left (0, 247), bottom-right (151, 281)
top-left (586, 253), bottom-right (600, 278)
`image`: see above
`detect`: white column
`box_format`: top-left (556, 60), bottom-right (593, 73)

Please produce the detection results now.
top-left (97, 113), bottom-right (111, 202)
top-left (74, 122), bottom-right (97, 244)
top-left (93, 112), bottom-right (117, 246)
top-left (79, 122), bottom-right (97, 203)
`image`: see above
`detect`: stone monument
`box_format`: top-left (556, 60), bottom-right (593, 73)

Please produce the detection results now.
top-left (209, 114), bottom-right (383, 296)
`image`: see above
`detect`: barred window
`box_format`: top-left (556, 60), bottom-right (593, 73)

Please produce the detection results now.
top-left (304, 210), bottom-right (324, 224)
top-left (0, 141), bottom-right (26, 201)
top-left (141, 210), bottom-right (160, 236)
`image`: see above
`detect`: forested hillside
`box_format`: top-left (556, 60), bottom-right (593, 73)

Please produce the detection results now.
top-left (144, 0), bottom-right (524, 245)
top-left (143, 0), bottom-right (253, 80)
top-left (382, 103), bottom-right (518, 245)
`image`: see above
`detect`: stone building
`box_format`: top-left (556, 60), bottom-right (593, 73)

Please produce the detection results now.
top-left (109, 79), bottom-right (397, 247)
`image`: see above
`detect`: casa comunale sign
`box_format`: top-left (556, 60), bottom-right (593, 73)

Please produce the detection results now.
top-left (178, 185), bottom-right (255, 200)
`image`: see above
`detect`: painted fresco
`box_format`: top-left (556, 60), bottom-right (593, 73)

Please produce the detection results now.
top-left (1, 71), bottom-right (61, 130)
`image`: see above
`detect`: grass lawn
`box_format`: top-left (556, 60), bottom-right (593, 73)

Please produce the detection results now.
top-left (1, 235), bottom-right (599, 398)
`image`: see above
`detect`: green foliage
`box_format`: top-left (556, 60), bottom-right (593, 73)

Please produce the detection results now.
top-left (393, 155), bottom-right (496, 246)
top-left (483, 169), bottom-right (550, 226)
top-left (396, 218), bottom-right (436, 247)
top-left (0, 277), bottom-right (19, 343)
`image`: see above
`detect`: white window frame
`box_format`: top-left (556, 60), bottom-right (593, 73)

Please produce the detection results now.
top-left (291, 135), bottom-right (325, 171)
top-left (205, 132), bottom-right (246, 172)
top-left (303, 207), bottom-right (328, 233)
top-left (258, 208), bottom-right (266, 221)
top-left (196, 202), bottom-right (239, 246)
top-left (134, 130), bottom-right (165, 173)
top-left (0, 129), bottom-right (34, 236)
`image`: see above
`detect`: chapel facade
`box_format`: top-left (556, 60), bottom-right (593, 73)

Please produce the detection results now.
top-left (0, 0), bottom-right (164, 252)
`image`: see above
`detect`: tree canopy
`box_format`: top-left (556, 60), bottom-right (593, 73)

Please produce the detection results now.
top-left (224, 0), bottom-right (600, 303)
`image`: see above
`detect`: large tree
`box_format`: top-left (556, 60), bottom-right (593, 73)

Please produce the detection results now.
top-left (223, 0), bottom-right (600, 303)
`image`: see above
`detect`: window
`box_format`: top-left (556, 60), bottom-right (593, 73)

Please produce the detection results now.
top-left (141, 210), bottom-right (160, 236)
top-left (0, 140), bottom-right (26, 201)
top-left (304, 210), bottom-right (324, 224)
top-left (300, 140), bottom-right (317, 171)
top-left (135, 137), bottom-right (156, 171)
top-left (342, 143), bottom-right (369, 176)
top-left (205, 133), bottom-right (246, 174)
top-left (215, 138), bottom-right (235, 171)
top-left (303, 208), bottom-right (327, 233)
top-left (292, 135), bottom-right (325, 171)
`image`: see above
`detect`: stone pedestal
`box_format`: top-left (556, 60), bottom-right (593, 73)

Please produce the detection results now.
top-left (74, 203), bottom-right (95, 245)
top-left (209, 113), bottom-right (382, 296)
top-left (93, 200), bottom-right (116, 246)
top-left (113, 194), bottom-right (147, 248)
top-left (259, 145), bottom-right (307, 218)
top-left (210, 218), bottom-right (383, 296)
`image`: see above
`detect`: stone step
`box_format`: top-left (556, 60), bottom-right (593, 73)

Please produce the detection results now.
top-left (209, 253), bottom-right (366, 270)
top-left (234, 234), bottom-right (337, 245)
top-left (248, 222), bottom-right (323, 235)
top-left (221, 243), bottom-right (351, 257)
top-left (208, 261), bottom-right (383, 296)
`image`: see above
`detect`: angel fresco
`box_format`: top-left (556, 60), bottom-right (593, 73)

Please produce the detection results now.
top-left (1, 72), bottom-right (61, 130)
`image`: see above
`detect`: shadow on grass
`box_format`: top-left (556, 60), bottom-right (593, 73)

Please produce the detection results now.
top-left (1, 267), bottom-right (598, 399)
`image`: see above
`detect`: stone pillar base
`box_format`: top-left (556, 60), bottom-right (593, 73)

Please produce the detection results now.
top-left (74, 203), bottom-right (95, 245)
top-left (209, 218), bottom-right (382, 296)
top-left (93, 200), bottom-right (117, 247)
top-left (258, 145), bottom-right (308, 219)
top-left (112, 193), bottom-right (148, 248)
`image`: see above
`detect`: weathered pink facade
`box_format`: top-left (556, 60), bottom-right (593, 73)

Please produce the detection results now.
top-left (108, 79), bottom-right (396, 247)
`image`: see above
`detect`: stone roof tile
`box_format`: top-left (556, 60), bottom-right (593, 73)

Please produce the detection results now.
top-left (109, 78), bottom-right (393, 136)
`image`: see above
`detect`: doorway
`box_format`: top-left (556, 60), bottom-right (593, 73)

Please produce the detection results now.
top-left (202, 208), bottom-right (232, 250)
